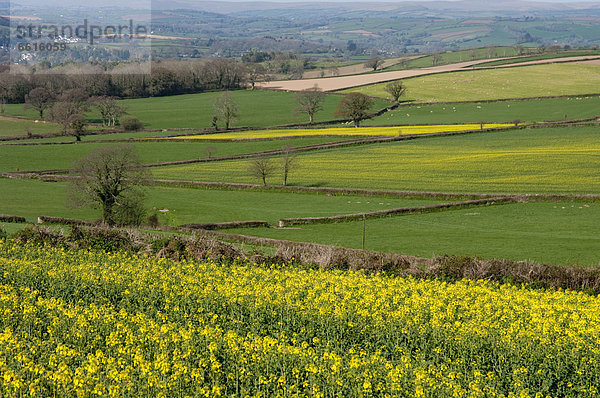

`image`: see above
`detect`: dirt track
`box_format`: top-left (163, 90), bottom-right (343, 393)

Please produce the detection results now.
top-left (258, 55), bottom-right (600, 92)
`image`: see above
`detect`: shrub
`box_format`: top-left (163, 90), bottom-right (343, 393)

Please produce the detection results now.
top-left (120, 116), bottom-right (144, 131)
top-left (69, 226), bottom-right (136, 252)
top-left (0, 225), bottom-right (6, 240)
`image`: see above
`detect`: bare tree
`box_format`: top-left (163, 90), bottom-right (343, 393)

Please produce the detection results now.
top-left (25, 88), bottom-right (55, 119)
top-left (67, 114), bottom-right (87, 142)
top-left (204, 145), bottom-right (217, 158)
top-left (335, 93), bottom-right (374, 127)
top-left (384, 81), bottom-right (406, 102)
top-left (431, 53), bottom-right (441, 66)
top-left (249, 156), bottom-right (275, 185)
top-left (296, 85), bottom-right (325, 124)
top-left (68, 145), bottom-right (149, 226)
top-left (281, 146), bottom-right (297, 186)
top-left (245, 63), bottom-right (268, 89)
top-left (47, 101), bottom-right (80, 133)
top-left (364, 56), bottom-right (384, 71)
top-left (90, 96), bottom-right (127, 127)
top-left (213, 91), bottom-right (239, 130)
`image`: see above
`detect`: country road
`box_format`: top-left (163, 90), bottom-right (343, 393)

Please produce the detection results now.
top-left (257, 55), bottom-right (600, 92)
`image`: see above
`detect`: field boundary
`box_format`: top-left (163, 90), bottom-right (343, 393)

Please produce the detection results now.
top-left (0, 214), bottom-right (26, 223)
top-left (277, 198), bottom-right (517, 226)
top-left (180, 221), bottom-right (270, 230)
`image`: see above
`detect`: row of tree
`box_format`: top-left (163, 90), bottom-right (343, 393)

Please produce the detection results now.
top-left (24, 87), bottom-right (127, 140)
top-left (211, 81), bottom-right (406, 130)
top-left (0, 59), bottom-right (250, 104)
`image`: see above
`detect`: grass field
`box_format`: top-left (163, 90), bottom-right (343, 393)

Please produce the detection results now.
top-left (3, 90), bottom-right (389, 130)
top-left (364, 96), bottom-right (600, 125)
top-left (0, 137), bottom-right (350, 172)
top-left (172, 124), bottom-right (511, 140)
top-left (381, 46), bottom-right (526, 71)
top-left (0, 178), bottom-right (439, 225)
top-left (0, 117), bottom-right (64, 138)
top-left (228, 201), bottom-right (600, 266)
top-left (343, 63), bottom-right (600, 102)
top-left (474, 50), bottom-right (600, 67)
top-left (153, 125), bottom-right (600, 194)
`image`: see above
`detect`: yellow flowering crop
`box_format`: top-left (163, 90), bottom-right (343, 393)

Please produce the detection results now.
top-left (172, 124), bottom-right (512, 140)
top-left (1, 241), bottom-right (599, 397)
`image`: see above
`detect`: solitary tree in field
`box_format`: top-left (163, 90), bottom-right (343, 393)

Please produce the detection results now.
top-left (204, 145), bottom-right (217, 159)
top-left (68, 145), bottom-right (148, 226)
top-left (245, 64), bottom-right (269, 90)
top-left (213, 91), bottom-right (239, 130)
top-left (90, 96), bottom-right (127, 126)
top-left (249, 156), bottom-right (275, 186)
top-left (296, 85), bottom-right (325, 124)
top-left (281, 145), bottom-right (297, 186)
top-left (67, 114), bottom-right (87, 142)
top-left (25, 87), bottom-right (55, 119)
top-left (431, 53), bottom-right (441, 66)
top-left (384, 81), bottom-right (406, 102)
top-left (364, 56), bottom-right (384, 71)
top-left (335, 93), bottom-right (373, 127)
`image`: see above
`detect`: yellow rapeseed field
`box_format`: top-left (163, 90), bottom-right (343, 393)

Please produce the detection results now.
top-left (172, 124), bottom-right (512, 140)
top-left (1, 240), bottom-right (599, 397)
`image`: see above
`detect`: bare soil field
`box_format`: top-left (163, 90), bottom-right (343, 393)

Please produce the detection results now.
top-left (259, 55), bottom-right (600, 92)
top-left (432, 29), bottom-right (490, 39)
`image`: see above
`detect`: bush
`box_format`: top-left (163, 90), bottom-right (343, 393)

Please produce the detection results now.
top-left (69, 226), bottom-right (136, 252)
top-left (0, 225), bottom-right (6, 240)
top-left (112, 195), bottom-right (147, 227)
top-left (120, 116), bottom-right (144, 131)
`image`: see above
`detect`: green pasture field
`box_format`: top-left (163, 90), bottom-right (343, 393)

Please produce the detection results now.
top-left (227, 201), bottom-right (600, 267)
top-left (115, 91), bottom-right (388, 129)
top-left (0, 178), bottom-right (439, 225)
top-left (343, 63), bottom-right (600, 102)
top-left (14, 130), bottom-right (197, 144)
top-left (0, 136), bottom-right (351, 172)
top-left (152, 125), bottom-right (600, 194)
top-left (2, 91), bottom-right (389, 131)
top-left (381, 46), bottom-right (528, 71)
top-left (0, 117), bottom-right (64, 138)
top-left (474, 50), bottom-right (600, 67)
top-left (363, 96), bottom-right (600, 125)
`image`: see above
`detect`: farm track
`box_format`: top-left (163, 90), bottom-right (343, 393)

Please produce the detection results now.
top-left (258, 55), bottom-right (600, 92)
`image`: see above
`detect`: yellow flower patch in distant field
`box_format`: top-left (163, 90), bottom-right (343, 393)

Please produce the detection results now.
top-left (172, 124), bottom-right (512, 140)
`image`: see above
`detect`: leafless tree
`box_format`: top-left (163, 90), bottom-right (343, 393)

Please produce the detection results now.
top-left (67, 114), bottom-right (87, 142)
top-left (384, 81), bottom-right (406, 102)
top-left (213, 91), bottom-right (239, 130)
top-left (295, 85), bottom-right (325, 124)
top-left (47, 101), bottom-right (80, 133)
top-left (25, 88), bottom-right (55, 119)
top-left (335, 93), bottom-right (374, 127)
top-left (245, 63), bottom-right (268, 89)
top-left (68, 145), bottom-right (149, 226)
top-left (364, 56), bottom-right (384, 71)
top-left (249, 156), bottom-right (275, 185)
top-left (204, 145), bottom-right (217, 159)
top-left (90, 96), bottom-right (127, 127)
top-left (281, 145), bottom-right (298, 186)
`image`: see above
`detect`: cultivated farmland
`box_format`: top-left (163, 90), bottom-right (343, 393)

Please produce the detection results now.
top-left (172, 124), bottom-right (512, 140)
top-left (1, 242), bottom-right (599, 397)
top-left (343, 63), bottom-right (600, 102)
top-left (152, 125), bottom-right (600, 194)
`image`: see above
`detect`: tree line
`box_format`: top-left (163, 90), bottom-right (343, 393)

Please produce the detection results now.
top-left (0, 59), bottom-right (249, 105)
